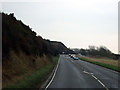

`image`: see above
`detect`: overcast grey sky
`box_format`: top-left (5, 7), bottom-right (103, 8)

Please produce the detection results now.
top-left (1, 0), bottom-right (119, 54)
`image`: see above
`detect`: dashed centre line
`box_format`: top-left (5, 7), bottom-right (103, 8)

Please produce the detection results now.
top-left (83, 70), bottom-right (109, 90)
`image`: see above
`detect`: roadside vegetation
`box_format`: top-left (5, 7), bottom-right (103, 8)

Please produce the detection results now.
top-left (77, 55), bottom-right (120, 72)
top-left (83, 57), bottom-right (119, 67)
top-left (73, 45), bottom-right (120, 60)
top-left (73, 45), bottom-right (120, 72)
top-left (2, 12), bottom-right (72, 88)
top-left (3, 56), bottom-right (59, 89)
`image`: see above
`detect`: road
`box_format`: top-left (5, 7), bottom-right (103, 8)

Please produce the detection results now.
top-left (46, 55), bottom-right (119, 89)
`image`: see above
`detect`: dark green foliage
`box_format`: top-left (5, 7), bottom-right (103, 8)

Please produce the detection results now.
top-left (79, 48), bottom-right (87, 56)
top-left (2, 13), bottom-right (73, 59)
top-left (75, 45), bottom-right (116, 59)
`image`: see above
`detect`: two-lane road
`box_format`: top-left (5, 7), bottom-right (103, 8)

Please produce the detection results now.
top-left (46, 55), bottom-right (119, 89)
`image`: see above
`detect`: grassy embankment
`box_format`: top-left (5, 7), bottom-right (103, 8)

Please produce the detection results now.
top-left (77, 55), bottom-right (120, 72)
top-left (3, 56), bottom-right (59, 89)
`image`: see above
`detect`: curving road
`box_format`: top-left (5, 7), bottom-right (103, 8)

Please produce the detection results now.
top-left (46, 55), bottom-right (119, 89)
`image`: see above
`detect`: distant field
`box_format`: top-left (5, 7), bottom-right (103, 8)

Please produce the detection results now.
top-left (77, 55), bottom-right (120, 72)
top-left (84, 56), bottom-right (119, 67)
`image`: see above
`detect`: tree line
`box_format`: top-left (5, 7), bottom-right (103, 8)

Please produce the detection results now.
top-left (73, 46), bottom-right (119, 60)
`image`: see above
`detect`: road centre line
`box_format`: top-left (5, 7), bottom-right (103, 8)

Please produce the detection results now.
top-left (83, 70), bottom-right (109, 90)
top-left (70, 58), bottom-right (109, 90)
top-left (45, 56), bottom-right (109, 90)
top-left (92, 75), bottom-right (109, 90)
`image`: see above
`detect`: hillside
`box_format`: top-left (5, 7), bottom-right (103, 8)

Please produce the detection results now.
top-left (2, 13), bottom-right (73, 57)
top-left (2, 13), bottom-right (73, 87)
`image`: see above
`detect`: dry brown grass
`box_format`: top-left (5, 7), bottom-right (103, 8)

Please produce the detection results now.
top-left (77, 55), bottom-right (119, 67)
top-left (2, 50), bottom-right (52, 87)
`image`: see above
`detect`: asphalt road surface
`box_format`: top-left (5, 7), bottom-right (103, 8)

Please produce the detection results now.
top-left (46, 55), bottom-right (119, 89)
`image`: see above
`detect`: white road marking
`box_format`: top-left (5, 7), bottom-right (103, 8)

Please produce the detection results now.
top-left (45, 56), bottom-right (110, 90)
top-left (92, 75), bottom-right (109, 90)
top-left (83, 70), bottom-right (93, 75)
top-left (97, 80), bottom-right (105, 87)
top-left (78, 58), bottom-right (118, 74)
top-left (44, 57), bottom-right (60, 90)
top-left (91, 74), bottom-right (97, 80)
top-left (83, 70), bottom-right (109, 90)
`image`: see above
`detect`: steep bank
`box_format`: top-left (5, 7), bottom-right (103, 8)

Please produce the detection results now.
top-left (2, 13), bottom-right (73, 87)
top-left (3, 50), bottom-right (52, 87)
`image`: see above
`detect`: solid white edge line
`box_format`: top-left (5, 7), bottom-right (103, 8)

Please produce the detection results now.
top-left (44, 56), bottom-right (60, 90)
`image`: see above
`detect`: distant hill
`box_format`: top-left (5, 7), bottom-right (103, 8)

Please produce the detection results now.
top-left (2, 13), bottom-right (73, 59)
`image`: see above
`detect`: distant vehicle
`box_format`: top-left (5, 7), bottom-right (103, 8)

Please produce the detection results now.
top-left (73, 56), bottom-right (78, 60)
top-left (70, 54), bottom-right (74, 58)
top-left (69, 54), bottom-right (78, 60)
top-left (68, 54), bottom-right (71, 56)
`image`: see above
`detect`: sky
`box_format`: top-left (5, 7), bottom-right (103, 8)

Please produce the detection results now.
top-left (1, 0), bottom-right (119, 54)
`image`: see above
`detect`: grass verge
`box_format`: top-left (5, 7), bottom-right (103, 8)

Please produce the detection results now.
top-left (78, 57), bottom-right (120, 72)
top-left (3, 56), bottom-right (59, 89)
